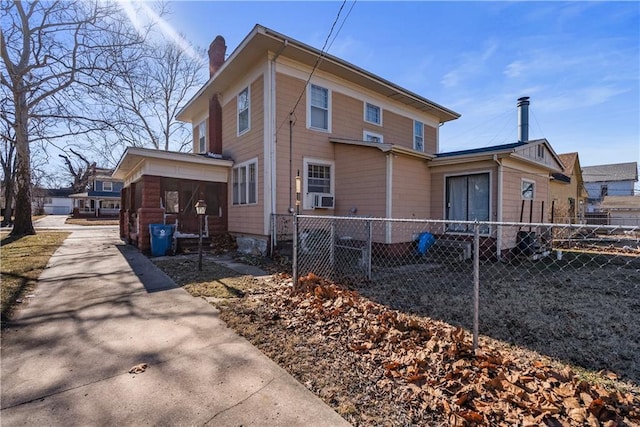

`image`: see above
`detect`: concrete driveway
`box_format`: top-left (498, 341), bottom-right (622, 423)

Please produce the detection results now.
top-left (0, 228), bottom-right (349, 426)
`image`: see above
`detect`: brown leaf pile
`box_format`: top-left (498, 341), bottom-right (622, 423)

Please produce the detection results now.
top-left (278, 273), bottom-right (639, 426)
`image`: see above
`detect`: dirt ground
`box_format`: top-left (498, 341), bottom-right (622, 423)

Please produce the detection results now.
top-left (155, 252), bottom-right (639, 426)
top-left (352, 254), bottom-right (640, 387)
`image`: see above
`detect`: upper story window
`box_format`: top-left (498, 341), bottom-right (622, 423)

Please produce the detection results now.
top-left (536, 144), bottom-right (545, 159)
top-left (364, 130), bottom-right (383, 143)
top-left (364, 102), bottom-right (381, 125)
top-left (103, 181), bottom-right (113, 192)
top-left (308, 84), bottom-right (330, 131)
top-left (414, 121), bottom-right (424, 152)
top-left (232, 159), bottom-right (257, 205)
top-left (198, 121), bottom-right (206, 153)
top-left (522, 179), bottom-right (535, 200)
top-left (237, 87), bottom-right (250, 135)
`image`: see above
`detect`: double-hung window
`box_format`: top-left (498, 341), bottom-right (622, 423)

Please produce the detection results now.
top-left (237, 87), bottom-right (250, 134)
top-left (308, 164), bottom-right (331, 193)
top-left (102, 181), bottom-right (113, 192)
top-left (303, 158), bottom-right (334, 209)
top-left (309, 84), bottom-right (330, 131)
top-left (198, 121), bottom-right (206, 153)
top-left (414, 121), bottom-right (424, 152)
top-left (232, 159), bottom-right (257, 205)
top-left (365, 102), bottom-right (381, 125)
top-left (446, 173), bottom-right (490, 233)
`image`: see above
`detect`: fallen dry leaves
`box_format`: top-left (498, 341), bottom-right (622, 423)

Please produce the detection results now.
top-left (266, 273), bottom-right (638, 426)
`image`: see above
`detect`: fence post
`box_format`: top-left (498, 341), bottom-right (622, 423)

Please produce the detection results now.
top-left (367, 219), bottom-right (372, 280)
top-left (292, 214), bottom-right (298, 291)
top-left (330, 219), bottom-right (335, 274)
top-left (473, 221), bottom-right (480, 352)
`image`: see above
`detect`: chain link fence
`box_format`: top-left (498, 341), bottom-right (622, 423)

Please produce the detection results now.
top-left (291, 215), bottom-right (640, 384)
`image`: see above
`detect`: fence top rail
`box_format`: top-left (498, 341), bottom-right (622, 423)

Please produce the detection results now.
top-left (293, 214), bottom-right (640, 232)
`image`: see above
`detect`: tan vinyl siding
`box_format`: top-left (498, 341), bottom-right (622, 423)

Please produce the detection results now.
top-left (392, 155), bottom-right (430, 219)
top-left (334, 144), bottom-right (386, 217)
top-left (274, 73), bottom-right (336, 215)
top-left (333, 92), bottom-right (365, 138)
top-left (381, 110), bottom-right (412, 148)
top-left (429, 161), bottom-right (498, 222)
top-left (223, 75), bottom-right (265, 236)
top-left (424, 125), bottom-right (437, 154)
top-left (501, 167), bottom-right (549, 224)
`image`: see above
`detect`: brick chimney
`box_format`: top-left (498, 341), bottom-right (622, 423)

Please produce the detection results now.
top-left (207, 36), bottom-right (226, 154)
top-left (208, 36), bottom-right (226, 77)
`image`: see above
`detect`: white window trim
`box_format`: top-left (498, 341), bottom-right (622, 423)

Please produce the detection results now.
top-left (414, 120), bottom-right (424, 152)
top-left (303, 157), bottom-right (335, 210)
top-left (198, 121), bottom-right (206, 153)
top-left (364, 102), bottom-right (382, 126)
top-left (232, 157), bottom-right (259, 206)
top-left (237, 86), bottom-right (250, 136)
top-left (536, 144), bottom-right (545, 159)
top-left (307, 84), bottom-right (331, 132)
top-left (363, 130), bottom-right (384, 143)
top-left (102, 181), bottom-right (113, 192)
top-left (521, 178), bottom-right (535, 200)
top-left (443, 170), bottom-right (493, 236)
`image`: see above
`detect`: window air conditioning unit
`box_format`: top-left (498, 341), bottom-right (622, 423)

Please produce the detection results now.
top-left (312, 193), bottom-right (335, 209)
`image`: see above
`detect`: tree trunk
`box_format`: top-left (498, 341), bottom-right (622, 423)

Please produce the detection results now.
top-left (2, 178), bottom-right (14, 227)
top-left (10, 82), bottom-right (34, 236)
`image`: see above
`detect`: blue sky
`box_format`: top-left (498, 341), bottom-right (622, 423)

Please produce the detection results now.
top-left (163, 1), bottom-right (639, 169)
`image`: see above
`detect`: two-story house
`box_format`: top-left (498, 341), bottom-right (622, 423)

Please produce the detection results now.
top-left (582, 162), bottom-right (638, 212)
top-left (114, 25), bottom-right (564, 257)
top-left (70, 166), bottom-right (123, 218)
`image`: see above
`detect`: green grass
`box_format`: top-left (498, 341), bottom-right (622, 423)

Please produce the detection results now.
top-left (1, 232), bottom-right (69, 323)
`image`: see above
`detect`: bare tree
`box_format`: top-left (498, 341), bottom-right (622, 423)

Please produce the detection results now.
top-left (100, 35), bottom-right (206, 152)
top-left (0, 0), bottom-right (144, 236)
top-left (58, 148), bottom-right (95, 193)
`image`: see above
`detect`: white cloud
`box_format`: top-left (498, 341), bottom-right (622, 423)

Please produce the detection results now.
top-left (440, 39), bottom-right (499, 88)
top-left (504, 60), bottom-right (525, 78)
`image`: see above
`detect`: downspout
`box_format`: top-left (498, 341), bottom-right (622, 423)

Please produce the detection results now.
top-left (493, 154), bottom-right (503, 260)
top-left (268, 40), bottom-right (288, 244)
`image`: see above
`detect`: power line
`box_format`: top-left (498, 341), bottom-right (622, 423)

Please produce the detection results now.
top-left (276, 0), bottom-right (353, 135)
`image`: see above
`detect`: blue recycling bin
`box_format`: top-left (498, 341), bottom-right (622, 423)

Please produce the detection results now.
top-left (417, 232), bottom-right (436, 255)
top-left (149, 224), bottom-right (174, 257)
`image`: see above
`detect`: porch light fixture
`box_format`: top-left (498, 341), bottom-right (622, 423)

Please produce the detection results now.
top-left (195, 199), bottom-right (207, 216)
top-left (195, 199), bottom-right (207, 271)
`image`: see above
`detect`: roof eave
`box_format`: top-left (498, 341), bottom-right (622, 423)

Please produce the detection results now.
top-left (178, 24), bottom-right (461, 124)
top-left (329, 137), bottom-right (434, 160)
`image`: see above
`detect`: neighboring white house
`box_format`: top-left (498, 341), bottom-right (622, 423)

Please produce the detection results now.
top-left (33, 188), bottom-right (74, 215)
top-left (582, 162), bottom-right (638, 212)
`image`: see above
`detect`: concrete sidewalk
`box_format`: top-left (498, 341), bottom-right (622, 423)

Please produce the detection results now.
top-left (1, 228), bottom-right (349, 426)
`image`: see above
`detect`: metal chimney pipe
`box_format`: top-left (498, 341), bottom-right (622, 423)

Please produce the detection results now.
top-left (517, 96), bottom-right (530, 143)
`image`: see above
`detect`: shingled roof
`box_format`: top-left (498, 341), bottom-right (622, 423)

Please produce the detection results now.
top-left (582, 162), bottom-right (638, 183)
top-left (558, 152), bottom-right (578, 175)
